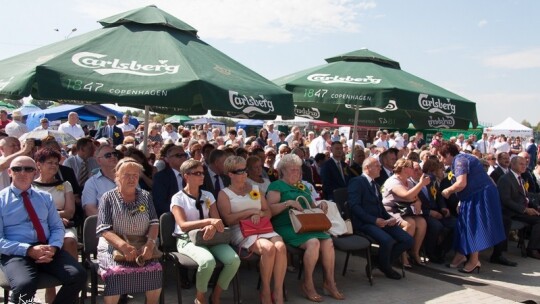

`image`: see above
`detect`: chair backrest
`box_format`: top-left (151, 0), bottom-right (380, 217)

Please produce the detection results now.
top-left (333, 187), bottom-right (350, 220)
top-left (159, 212), bottom-right (178, 253)
top-left (83, 215), bottom-right (98, 256)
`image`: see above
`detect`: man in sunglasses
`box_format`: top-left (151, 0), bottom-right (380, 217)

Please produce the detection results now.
top-left (81, 145), bottom-right (120, 216)
top-left (0, 137), bottom-right (35, 191)
top-left (0, 156), bottom-right (86, 303)
top-left (152, 144), bottom-right (189, 217)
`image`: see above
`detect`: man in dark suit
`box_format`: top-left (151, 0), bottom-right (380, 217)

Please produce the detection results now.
top-left (321, 141), bottom-right (349, 200)
top-left (348, 157), bottom-right (413, 280)
top-left (94, 115), bottom-right (124, 146)
top-left (498, 156), bottom-right (540, 259)
top-left (292, 147), bottom-right (314, 185)
top-left (201, 149), bottom-right (230, 199)
top-left (152, 144), bottom-right (188, 217)
top-left (374, 148), bottom-right (398, 187)
top-left (490, 152), bottom-right (510, 184)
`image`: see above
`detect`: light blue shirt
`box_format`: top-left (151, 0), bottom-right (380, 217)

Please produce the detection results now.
top-left (0, 185), bottom-right (64, 256)
top-left (81, 170), bottom-right (117, 209)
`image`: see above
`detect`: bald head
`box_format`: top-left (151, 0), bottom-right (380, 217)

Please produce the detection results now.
top-left (9, 156), bottom-right (37, 190)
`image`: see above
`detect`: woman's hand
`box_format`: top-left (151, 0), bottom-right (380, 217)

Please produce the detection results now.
top-left (139, 242), bottom-right (155, 262)
top-left (441, 188), bottom-right (451, 199)
top-left (412, 200), bottom-right (422, 215)
top-left (319, 201), bottom-right (329, 214)
top-left (420, 174), bottom-right (431, 186)
top-left (61, 218), bottom-right (70, 227)
top-left (209, 218), bottom-right (225, 232)
top-left (250, 212), bottom-right (261, 224)
top-left (288, 200), bottom-right (304, 211)
top-left (202, 224), bottom-right (217, 240)
top-left (120, 243), bottom-right (138, 262)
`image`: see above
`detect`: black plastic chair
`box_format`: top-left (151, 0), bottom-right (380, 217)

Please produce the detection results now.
top-left (0, 269), bottom-right (63, 304)
top-left (81, 215), bottom-right (99, 304)
top-left (159, 212), bottom-right (239, 304)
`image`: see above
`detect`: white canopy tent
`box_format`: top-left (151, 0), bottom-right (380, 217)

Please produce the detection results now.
top-left (484, 117), bottom-right (533, 138)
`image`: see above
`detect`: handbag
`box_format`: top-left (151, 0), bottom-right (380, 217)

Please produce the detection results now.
top-left (317, 200), bottom-right (351, 236)
top-left (239, 216), bottom-right (274, 238)
top-left (289, 196), bottom-right (332, 233)
top-left (112, 235), bottom-right (163, 266)
top-left (395, 201), bottom-right (422, 217)
top-left (188, 227), bottom-right (231, 246)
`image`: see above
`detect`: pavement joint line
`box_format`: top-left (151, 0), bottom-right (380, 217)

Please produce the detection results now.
top-left (406, 265), bottom-right (540, 303)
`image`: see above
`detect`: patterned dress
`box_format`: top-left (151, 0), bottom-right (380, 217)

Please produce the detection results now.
top-left (451, 153), bottom-right (506, 255)
top-left (96, 188), bottom-right (162, 296)
top-left (222, 185), bottom-right (278, 249)
top-left (267, 180), bottom-right (329, 247)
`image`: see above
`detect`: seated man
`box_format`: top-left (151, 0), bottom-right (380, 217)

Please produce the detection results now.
top-left (0, 156), bottom-right (86, 303)
top-left (348, 157), bottom-right (413, 280)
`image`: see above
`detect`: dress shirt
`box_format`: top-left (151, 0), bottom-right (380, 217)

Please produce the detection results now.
top-left (81, 170), bottom-right (117, 209)
top-left (63, 155), bottom-right (99, 185)
top-left (118, 123), bottom-right (135, 133)
top-left (309, 136), bottom-right (327, 158)
top-left (172, 168), bottom-right (183, 191)
top-left (0, 186), bottom-right (64, 256)
top-left (5, 120), bottom-right (28, 138)
top-left (58, 122), bottom-right (85, 139)
top-left (207, 167), bottom-right (223, 191)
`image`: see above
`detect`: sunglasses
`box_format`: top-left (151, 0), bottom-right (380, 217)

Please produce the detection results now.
top-left (229, 168), bottom-right (247, 175)
top-left (100, 151), bottom-right (120, 159)
top-left (187, 171), bottom-right (204, 176)
top-left (11, 166), bottom-right (36, 173)
top-left (170, 153), bottom-right (188, 159)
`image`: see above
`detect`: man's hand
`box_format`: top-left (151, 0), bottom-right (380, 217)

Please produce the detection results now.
top-left (525, 208), bottom-right (540, 216)
top-left (386, 218), bottom-right (397, 226)
top-left (27, 245), bottom-right (56, 264)
top-left (375, 218), bottom-right (386, 228)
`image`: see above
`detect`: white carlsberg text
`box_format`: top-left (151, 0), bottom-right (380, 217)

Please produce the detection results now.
top-left (72, 52), bottom-right (180, 76)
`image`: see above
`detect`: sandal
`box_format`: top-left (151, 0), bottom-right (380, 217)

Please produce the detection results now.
top-left (301, 284), bottom-right (323, 303)
top-left (322, 283), bottom-right (345, 300)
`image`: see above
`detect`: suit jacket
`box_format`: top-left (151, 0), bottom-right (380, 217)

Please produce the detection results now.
top-left (301, 161), bottom-right (314, 186)
top-left (201, 168), bottom-right (231, 199)
top-left (374, 167), bottom-right (391, 187)
top-left (522, 169), bottom-right (540, 193)
top-left (348, 175), bottom-right (391, 229)
top-left (320, 158), bottom-right (349, 200)
top-left (94, 125), bottom-right (125, 145)
top-left (497, 171), bottom-right (532, 216)
top-left (152, 167), bottom-right (181, 217)
top-left (489, 166), bottom-right (507, 184)
top-left (437, 177), bottom-right (459, 217)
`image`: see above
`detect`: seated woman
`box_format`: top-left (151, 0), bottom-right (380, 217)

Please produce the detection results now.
top-left (246, 155), bottom-right (272, 194)
top-left (218, 156), bottom-right (286, 304)
top-left (97, 158), bottom-right (162, 304)
top-left (266, 154), bottom-right (344, 303)
top-left (381, 159), bottom-right (430, 268)
top-left (171, 159), bottom-right (240, 304)
top-left (33, 148), bottom-right (78, 303)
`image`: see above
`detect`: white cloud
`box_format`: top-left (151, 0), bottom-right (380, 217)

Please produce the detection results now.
top-left (483, 48), bottom-right (540, 69)
top-left (478, 19), bottom-right (488, 27)
top-left (74, 0), bottom-right (375, 43)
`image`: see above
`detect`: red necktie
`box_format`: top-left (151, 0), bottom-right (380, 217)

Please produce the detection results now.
top-left (21, 191), bottom-right (47, 244)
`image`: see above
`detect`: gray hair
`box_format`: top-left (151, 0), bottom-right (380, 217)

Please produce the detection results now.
top-left (276, 154), bottom-right (302, 176)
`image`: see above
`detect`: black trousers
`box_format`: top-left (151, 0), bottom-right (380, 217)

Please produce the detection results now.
top-left (511, 214), bottom-right (540, 250)
top-left (0, 249), bottom-right (86, 304)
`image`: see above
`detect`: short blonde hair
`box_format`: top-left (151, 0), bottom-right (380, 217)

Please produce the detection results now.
top-left (180, 159), bottom-right (203, 175)
top-left (393, 158), bottom-right (413, 174)
top-left (224, 155), bottom-right (246, 174)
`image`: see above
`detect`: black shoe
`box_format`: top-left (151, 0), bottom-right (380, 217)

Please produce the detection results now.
top-left (489, 255), bottom-right (518, 267)
top-left (382, 269), bottom-right (402, 280)
top-left (527, 249), bottom-right (540, 260)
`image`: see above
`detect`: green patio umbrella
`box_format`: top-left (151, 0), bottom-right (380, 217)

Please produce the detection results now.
top-left (0, 100), bottom-right (16, 112)
top-left (274, 49), bottom-right (477, 129)
top-left (164, 115), bottom-right (192, 124)
top-left (0, 5), bottom-right (293, 119)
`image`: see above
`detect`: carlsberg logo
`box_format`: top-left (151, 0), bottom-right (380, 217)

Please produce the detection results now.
top-left (307, 73), bottom-right (381, 85)
top-left (72, 52), bottom-right (180, 76)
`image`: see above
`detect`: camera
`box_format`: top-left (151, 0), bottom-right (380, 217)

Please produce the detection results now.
top-left (34, 139), bottom-right (42, 146)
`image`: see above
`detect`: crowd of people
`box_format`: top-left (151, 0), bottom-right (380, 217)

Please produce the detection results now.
top-left (0, 110), bottom-right (539, 303)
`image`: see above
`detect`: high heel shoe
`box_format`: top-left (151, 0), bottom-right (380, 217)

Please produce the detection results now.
top-left (458, 262), bottom-right (481, 274)
top-left (446, 256), bottom-right (467, 269)
top-left (322, 283), bottom-right (345, 300)
top-left (301, 284), bottom-right (323, 303)
top-left (410, 255), bottom-right (426, 266)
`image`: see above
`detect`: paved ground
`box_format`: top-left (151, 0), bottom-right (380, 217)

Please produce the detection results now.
top-left (3, 241), bottom-right (539, 303)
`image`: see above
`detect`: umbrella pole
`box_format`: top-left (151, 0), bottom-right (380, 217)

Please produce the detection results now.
top-left (142, 106), bottom-right (150, 153)
top-left (350, 100), bottom-right (360, 164)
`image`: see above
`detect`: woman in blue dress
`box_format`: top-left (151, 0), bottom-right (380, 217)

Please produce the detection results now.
top-left (439, 142), bottom-right (505, 273)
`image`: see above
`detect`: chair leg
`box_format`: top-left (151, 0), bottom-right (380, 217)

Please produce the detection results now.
top-left (90, 267), bottom-right (98, 304)
top-left (233, 273), bottom-right (240, 304)
top-left (4, 289), bottom-right (9, 304)
top-left (342, 252), bottom-right (350, 276)
top-left (174, 263), bottom-right (183, 304)
top-left (365, 247), bottom-right (373, 286)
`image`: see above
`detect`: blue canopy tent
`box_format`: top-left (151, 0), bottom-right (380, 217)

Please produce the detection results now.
top-left (25, 104), bottom-right (139, 130)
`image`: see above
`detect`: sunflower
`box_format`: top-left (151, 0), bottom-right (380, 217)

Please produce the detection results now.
top-left (205, 198), bottom-right (211, 209)
top-left (430, 185), bottom-right (437, 199)
top-left (447, 171), bottom-right (454, 181)
top-left (249, 190), bottom-right (260, 200)
top-left (55, 184), bottom-right (64, 191)
top-left (295, 182), bottom-right (306, 191)
top-left (138, 205), bottom-right (146, 213)
top-left (524, 181), bottom-right (529, 192)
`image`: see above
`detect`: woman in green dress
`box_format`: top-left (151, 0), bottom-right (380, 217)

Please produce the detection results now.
top-left (267, 154), bottom-right (344, 303)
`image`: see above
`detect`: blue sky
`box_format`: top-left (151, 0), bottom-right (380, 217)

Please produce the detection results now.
top-left (1, 0), bottom-right (538, 126)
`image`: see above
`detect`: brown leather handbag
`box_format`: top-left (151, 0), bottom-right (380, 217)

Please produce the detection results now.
top-left (289, 196), bottom-right (331, 233)
top-left (113, 235), bottom-right (162, 266)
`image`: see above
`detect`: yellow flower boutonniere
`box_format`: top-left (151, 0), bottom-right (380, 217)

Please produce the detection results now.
top-left (448, 171), bottom-right (454, 181)
top-left (138, 205), bottom-right (146, 213)
top-left (55, 184), bottom-right (64, 191)
top-left (205, 198), bottom-right (211, 209)
top-left (524, 181), bottom-right (529, 192)
top-left (430, 185), bottom-right (437, 199)
top-left (295, 182), bottom-right (306, 191)
top-left (114, 132), bottom-right (120, 138)
top-left (249, 190), bottom-right (260, 200)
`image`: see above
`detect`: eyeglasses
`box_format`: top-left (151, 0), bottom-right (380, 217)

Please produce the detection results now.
top-left (487, 158), bottom-right (496, 160)
top-left (229, 168), bottom-right (247, 175)
top-left (187, 171), bottom-right (205, 176)
top-left (11, 166), bottom-right (36, 173)
top-left (100, 151), bottom-right (120, 159)
top-left (170, 153), bottom-right (188, 159)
